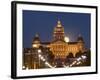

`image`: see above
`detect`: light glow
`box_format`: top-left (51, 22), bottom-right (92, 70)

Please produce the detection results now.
top-left (81, 55), bottom-right (87, 59)
top-left (64, 36), bottom-right (69, 42)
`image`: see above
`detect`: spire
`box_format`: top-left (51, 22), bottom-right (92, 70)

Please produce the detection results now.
top-left (58, 20), bottom-right (61, 24)
top-left (57, 20), bottom-right (62, 27)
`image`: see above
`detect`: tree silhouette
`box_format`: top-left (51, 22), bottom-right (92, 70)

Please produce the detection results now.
top-left (65, 52), bottom-right (74, 64)
top-left (47, 51), bottom-right (55, 62)
top-left (75, 51), bottom-right (82, 58)
top-left (67, 52), bottom-right (74, 58)
top-left (83, 50), bottom-right (91, 66)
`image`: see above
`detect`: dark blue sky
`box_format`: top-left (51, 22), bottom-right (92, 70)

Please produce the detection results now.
top-left (23, 10), bottom-right (90, 48)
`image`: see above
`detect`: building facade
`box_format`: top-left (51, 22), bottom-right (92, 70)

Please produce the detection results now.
top-left (32, 20), bottom-right (85, 59)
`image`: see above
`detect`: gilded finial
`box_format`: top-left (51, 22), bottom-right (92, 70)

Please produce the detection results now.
top-left (58, 20), bottom-right (61, 24)
top-left (35, 33), bottom-right (39, 37)
top-left (57, 19), bottom-right (62, 27)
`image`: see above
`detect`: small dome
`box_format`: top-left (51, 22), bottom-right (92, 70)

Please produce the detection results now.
top-left (32, 34), bottom-right (41, 48)
top-left (77, 34), bottom-right (84, 42)
top-left (32, 34), bottom-right (40, 43)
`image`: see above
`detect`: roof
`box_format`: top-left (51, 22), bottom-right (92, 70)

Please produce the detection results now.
top-left (68, 42), bottom-right (78, 44)
top-left (40, 41), bottom-right (78, 45)
top-left (41, 42), bottom-right (50, 45)
top-left (51, 39), bottom-right (66, 43)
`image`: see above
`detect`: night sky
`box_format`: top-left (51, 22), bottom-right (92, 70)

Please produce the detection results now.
top-left (23, 10), bottom-right (90, 48)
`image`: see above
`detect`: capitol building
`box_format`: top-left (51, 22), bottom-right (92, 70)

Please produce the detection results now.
top-left (23, 20), bottom-right (89, 69)
top-left (32, 20), bottom-right (85, 58)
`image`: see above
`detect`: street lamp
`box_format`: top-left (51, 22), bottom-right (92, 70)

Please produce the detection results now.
top-left (38, 49), bottom-right (42, 53)
top-left (37, 49), bottom-right (42, 68)
top-left (22, 65), bottom-right (26, 69)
